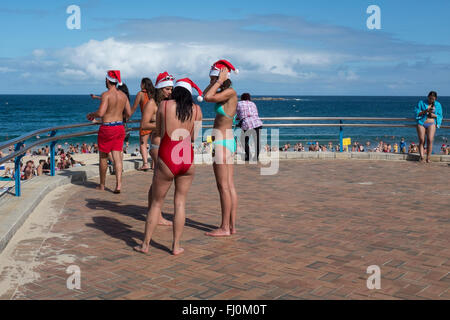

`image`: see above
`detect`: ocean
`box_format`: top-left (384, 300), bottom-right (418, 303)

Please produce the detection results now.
top-left (0, 95), bottom-right (449, 152)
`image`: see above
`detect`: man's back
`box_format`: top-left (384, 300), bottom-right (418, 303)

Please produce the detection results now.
top-left (102, 88), bottom-right (128, 123)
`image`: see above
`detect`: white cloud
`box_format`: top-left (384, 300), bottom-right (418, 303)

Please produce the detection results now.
top-left (54, 38), bottom-right (339, 82)
top-left (32, 49), bottom-right (46, 58)
top-left (0, 67), bottom-right (16, 73)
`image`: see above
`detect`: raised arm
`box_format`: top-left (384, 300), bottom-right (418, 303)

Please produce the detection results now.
top-left (204, 68), bottom-right (235, 103)
top-left (140, 99), bottom-right (157, 131)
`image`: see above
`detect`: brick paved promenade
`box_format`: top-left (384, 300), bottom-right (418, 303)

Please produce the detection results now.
top-left (0, 160), bottom-right (449, 299)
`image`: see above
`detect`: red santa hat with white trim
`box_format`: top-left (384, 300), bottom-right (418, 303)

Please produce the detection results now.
top-left (155, 71), bottom-right (175, 89)
top-left (209, 59), bottom-right (239, 77)
top-left (175, 78), bottom-right (204, 102)
top-left (106, 70), bottom-right (122, 86)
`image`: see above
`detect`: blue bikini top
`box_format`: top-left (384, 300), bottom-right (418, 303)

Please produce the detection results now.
top-left (215, 103), bottom-right (237, 125)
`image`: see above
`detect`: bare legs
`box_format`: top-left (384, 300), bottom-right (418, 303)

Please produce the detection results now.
top-left (97, 150), bottom-right (123, 192)
top-left (206, 145), bottom-right (237, 237)
top-left (149, 134), bottom-right (160, 170)
top-left (172, 168), bottom-right (195, 254)
top-left (111, 150), bottom-right (123, 192)
top-left (139, 134), bottom-right (150, 170)
top-left (97, 152), bottom-right (109, 190)
top-left (135, 160), bottom-right (194, 255)
top-left (416, 125), bottom-right (426, 162)
top-left (416, 124), bottom-right (436, 163)
top-left (426, 125), bottom-right (436, 162)
top-left (148, 180), bottom-right (173, 226)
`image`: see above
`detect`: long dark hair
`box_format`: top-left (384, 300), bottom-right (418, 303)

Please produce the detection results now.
top-left (141, 78), bottom-right (155, 100)
top-left (155, 88), bottom-right (167, 106)
top-left (172, 87), bottom-right (194, 122)
top-left (118, 83), bottom-right (130, 101)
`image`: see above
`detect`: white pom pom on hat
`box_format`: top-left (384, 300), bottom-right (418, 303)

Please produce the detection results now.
top-left (175, 78), bottom-right (204, 102)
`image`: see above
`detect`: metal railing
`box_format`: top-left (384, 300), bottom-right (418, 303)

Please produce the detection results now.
top-left (0, 117), bottom-right (449, 197)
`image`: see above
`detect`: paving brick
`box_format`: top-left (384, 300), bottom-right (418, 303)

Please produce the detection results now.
top-left (3, 160), bottom-right (449, 300)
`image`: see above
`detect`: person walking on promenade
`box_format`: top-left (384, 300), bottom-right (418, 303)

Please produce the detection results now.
top-left (134, 78), bottom-right (203, 255)
top-left (87, 70), bottom-right (131, 193)
top-left (415, 91), bottom-right (443, 163)
top-left (203, 59), bottom-right (239, 237)
top-left (130, 78), bottom-right (156, 171)
top-left (237, 93), bottom-right (263, 162)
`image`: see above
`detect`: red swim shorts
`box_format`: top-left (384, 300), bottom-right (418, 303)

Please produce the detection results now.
top-left (98, 125), bottom-right (125, 153)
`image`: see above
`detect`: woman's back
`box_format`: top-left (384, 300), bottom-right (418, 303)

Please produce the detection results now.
top-left (161, 100), bottom-right (199, 141)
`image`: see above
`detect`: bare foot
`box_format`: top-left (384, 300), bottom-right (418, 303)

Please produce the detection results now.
top-left (426, 158), bottom-right (431, 163)
top-left (230, 227), bottom-right (237, 235)
top-left (172, 247), bottom-right (185, 256)
top-left (158, 217), bottom-right (173, 226)
top-left (133, 243), bottom-right (150, 254)
top-left (139, 164), bottom-right (150, 171)
top-left (205, 228), bottom-right (231, 237)
top-left (419, 157), bottom-right (425, 163)
top-left (96, 185), bottom-right (105, 191)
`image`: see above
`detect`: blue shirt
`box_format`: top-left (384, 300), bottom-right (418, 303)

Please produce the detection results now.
top-left (415, 100), bottom-right (443, 128)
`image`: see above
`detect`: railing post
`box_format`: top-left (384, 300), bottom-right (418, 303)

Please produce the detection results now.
top-left (339, 120), bottom-right (344, 152)
top-left (14, 142), bottom-right (24, 197)
top-left (50, 130), bottom-right (57, 176)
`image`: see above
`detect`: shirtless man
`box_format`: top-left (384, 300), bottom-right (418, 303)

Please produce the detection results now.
top-left (87, 70), bottom-right (131, 193)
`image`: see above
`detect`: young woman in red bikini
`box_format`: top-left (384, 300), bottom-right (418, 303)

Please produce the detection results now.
top-left (134, 78), bottom-right (203, 256)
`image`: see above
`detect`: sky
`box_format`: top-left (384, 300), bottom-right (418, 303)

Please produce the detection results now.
top-left (1, 0), bottom-right (450, 95)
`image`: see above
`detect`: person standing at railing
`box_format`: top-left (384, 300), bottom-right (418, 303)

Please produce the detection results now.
top-left (236, 93), bottom-right (263, 162)
top-left (129, 78), bottom-right (156, 171)
top-left (415, 91), bottom-right (443, 163)
top-left (87, 70), bottom-right (132, 193)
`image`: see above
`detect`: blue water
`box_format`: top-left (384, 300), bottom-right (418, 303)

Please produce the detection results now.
top-left (0, 95), bottom-right (448, 150)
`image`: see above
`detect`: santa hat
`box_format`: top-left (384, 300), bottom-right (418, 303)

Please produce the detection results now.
top-left (175, 78), bottom-right (203, 102)
top-left (155, 72), bottom-right (174, 89)
top-left (106, 70), bottom-right (122, 86)
top-left (209, 59), bottom-right (239, 77)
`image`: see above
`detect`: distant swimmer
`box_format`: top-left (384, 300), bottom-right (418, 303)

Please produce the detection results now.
top-left (87, 70), bottom-right (131, 193)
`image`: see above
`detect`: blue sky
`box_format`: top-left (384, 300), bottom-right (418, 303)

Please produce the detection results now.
top-left (1, 0), bottom-right (450, 95)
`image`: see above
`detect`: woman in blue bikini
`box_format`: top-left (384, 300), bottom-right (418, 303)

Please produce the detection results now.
top-left (415, 91), bottom-right (443, 163)
top-left (203, 60), bottom-right (239, 237)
